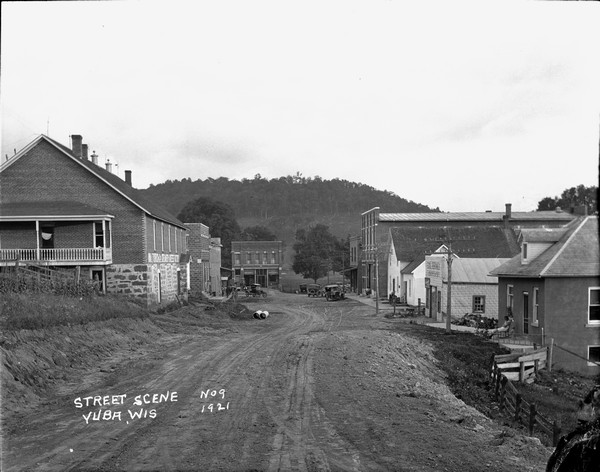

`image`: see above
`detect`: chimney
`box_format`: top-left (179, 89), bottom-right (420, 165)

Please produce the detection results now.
top-left (82, 144), bottom-right (89, 160)
top-left (505, 203), bottom-right (512, 219)
top-left (71, 134), bottom-right (83, 158)
top-left (91, 150), bottom-right (98, 165)
top-left (105, 159), bottom-right (112, 173)
top-left (124, 170), bottom-right (132, 186)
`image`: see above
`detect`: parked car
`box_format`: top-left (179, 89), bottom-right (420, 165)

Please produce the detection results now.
top-left (324, 284), bottom-right (345, 301)
top-left (245, 283), bottom-right (267, 298)
top-left (307, 284), bottom-right (322, 297)
top-left (299, 283), bottom-right (308, 293)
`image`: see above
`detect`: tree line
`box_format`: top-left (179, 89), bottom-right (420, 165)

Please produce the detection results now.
top-left (142, 173), bottom-right (439, 219)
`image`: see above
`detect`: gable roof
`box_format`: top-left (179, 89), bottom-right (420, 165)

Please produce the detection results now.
top-left (1, 135), bottom-right (186, 229)
top-left (400, 255), bottom-right (426, 274)
top-left (390, 224), bottom-right (519, 263)
top-left (519, 227), bottom-right (568, 244)
top-left (490, 216), bottom-right (599, 278)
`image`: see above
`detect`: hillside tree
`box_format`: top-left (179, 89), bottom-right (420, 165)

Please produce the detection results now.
top-left (240, 225), bottom-right (278, 241)
top-left (177, 197), bottom-right (241, 268)
top-left (292, 224), bottom-right (341, 283)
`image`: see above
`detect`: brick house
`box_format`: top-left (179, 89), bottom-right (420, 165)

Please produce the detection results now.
top-left (490, 216), bottom-right (600, 374)
top-left (359, 204), bottom-right (575, 300)
top-left (0, 134), bottom-right (189, 305)
top-left (231, 240), bottom-right (283, 287)
top-left (185, 223), bottom-right (225, 296)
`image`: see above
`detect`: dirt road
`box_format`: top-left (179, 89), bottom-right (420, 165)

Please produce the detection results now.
top-left (3, 291), bottom-right (551, 471)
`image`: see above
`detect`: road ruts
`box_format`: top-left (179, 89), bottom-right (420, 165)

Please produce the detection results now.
top-left (4, 292), bottom-right (374, 472)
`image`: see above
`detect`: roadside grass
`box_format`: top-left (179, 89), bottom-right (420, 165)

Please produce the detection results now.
top-left (398, 322), bottom-right (599, 445)
top-left (0, 292), bottom-right (149, 331)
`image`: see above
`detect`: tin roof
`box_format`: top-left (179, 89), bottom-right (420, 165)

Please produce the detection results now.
top-left (390, 225), bottom-right (519, 262)
top-left (379, 211), bottom-right (574, 222)
top-left (451, 258), bottom-right (510, 284)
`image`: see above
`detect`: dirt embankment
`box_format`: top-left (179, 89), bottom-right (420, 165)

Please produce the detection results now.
top-left (0, 300), bottom-right (251, 419)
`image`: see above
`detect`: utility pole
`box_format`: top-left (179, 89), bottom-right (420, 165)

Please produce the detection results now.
top-left (433, 232), bottom-right (454, 334)
top-left (375, 249), bottom-right (379, 315)
top-left (445, 246), bottom-right (453, 334)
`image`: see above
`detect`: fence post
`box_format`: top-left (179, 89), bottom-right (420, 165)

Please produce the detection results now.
top-left (547, 339), bottom-right (554, 372)
top-left (499, 376), bottom-right (508, 412)
top-left (519, 361), bottom-right (526, 384)
top-left (553, 418), bottom-right (562, 447)
top-left (494, 366), bottom-right (501, 400)
top-left (514, 393), bottom-right (522, 422)
top-left (529, 403), bottom-right (536, 435)
top-left (534, 358), bottom-right (539, 377)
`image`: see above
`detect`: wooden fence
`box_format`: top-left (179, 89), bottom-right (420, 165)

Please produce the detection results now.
top-left (490, 348), bottom-right (561, 446)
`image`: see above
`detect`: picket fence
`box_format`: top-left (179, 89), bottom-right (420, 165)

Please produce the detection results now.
top-left (490, 348), bottom-right (561, 446)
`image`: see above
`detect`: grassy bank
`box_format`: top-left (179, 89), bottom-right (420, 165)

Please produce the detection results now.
top-left (0, 292), bottom-right (149, 331)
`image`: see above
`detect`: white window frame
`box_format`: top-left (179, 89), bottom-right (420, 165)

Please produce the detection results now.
top-left (160, 222), bottom-right (164, 252)
top-left (473, 295), bottom-right (485, 313)
top-left (152, 220), bottom-right (157, 251)
top-left (589, 287), bottom-right (600, 325)
top-left (532, 287), bottom-right (539, 326)
top-left (587, 345), bottom-right (600, 367)
top-left (507, 284), bottom-right (514, 315)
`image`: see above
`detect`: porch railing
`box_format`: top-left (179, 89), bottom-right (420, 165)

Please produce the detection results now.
top-left (0, 248), bottom-right (112, 263)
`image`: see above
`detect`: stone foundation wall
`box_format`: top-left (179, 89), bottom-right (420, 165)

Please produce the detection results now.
top-left (105, 264), bottom-right (150, 302)
top-left (106, 262), bottom-right (186, 306)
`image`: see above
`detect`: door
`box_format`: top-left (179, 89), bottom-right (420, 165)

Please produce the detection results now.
top-left (91, 269), bottom-right (104, 293)
top-left (523, 291), bottom-right (529, 334)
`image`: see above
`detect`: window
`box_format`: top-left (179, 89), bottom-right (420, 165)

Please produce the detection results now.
top-left (473, 295), bottom-right (486, 313)
top-left (94, 222), bottom-right (104, 248)
top-left (246, 252), bottom-right (251, 264)
top-left (532, 287), bottom-right (540, 324)
top-left (271, 251), bottom-right (276, 264)
top-left (234, 253), bottom-right (241, 266)
top-left (589, 288), bottom-right (600, 323)
top-left (522, 242), bottom-right (528, 260)
top-left (588, 346), bottom-right (600, 366)
top-left (263, 251), bottom-right (268, 264)
top-left (507, 285), bottom-right (514, 315)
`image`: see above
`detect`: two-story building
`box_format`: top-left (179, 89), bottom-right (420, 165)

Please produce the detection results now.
top-left (490, 216), bottom-right (599, 375)
top-left (0, 134), bottom-right (189, 305)
top-left (231, 240), bottom-right (283, 288)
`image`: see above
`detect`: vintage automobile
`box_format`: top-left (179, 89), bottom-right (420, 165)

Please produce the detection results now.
top-left (307, 284), bottom-right (322, 297)
top-left (244, 283), bottom-right (267, 298)
top-left (323, 284), bottom-right (345, 301)
top-left (299, 283), bottom-right (308, 293)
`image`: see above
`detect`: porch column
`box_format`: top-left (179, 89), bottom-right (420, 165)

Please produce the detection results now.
top-left (35, 220), bottom-right (40, 261)
top-left (102, 220), bottom-right (106, 259)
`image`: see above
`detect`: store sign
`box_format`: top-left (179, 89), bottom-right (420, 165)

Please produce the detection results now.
top-left (425, 259), bottom-right (442, 279)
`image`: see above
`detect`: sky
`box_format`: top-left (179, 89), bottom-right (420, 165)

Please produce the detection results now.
top-left (1, 0), bottom-right (599, 212)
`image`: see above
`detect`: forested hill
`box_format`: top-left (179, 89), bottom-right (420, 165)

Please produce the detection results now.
top-left (139, 175), bottom-right (439, 222)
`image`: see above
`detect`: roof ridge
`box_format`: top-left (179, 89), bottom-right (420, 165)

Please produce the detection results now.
top-left (539, 216), bottom-right (588, 277)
